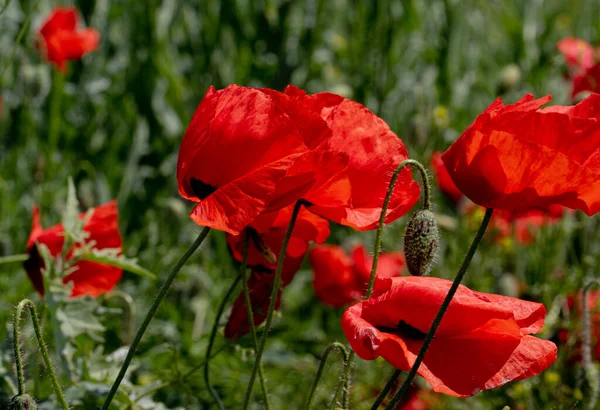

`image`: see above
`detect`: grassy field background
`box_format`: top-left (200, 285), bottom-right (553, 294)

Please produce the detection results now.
top-left (1, 0), bottom-right (600, 408)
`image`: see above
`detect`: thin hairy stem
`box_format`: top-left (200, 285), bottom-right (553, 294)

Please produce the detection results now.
top-left (306, 342), bottom-right (349, 410)
top-left (243, 201), bottom-right (303, 409)
top-left (370, 369), bottom-right (401, 410)
top-left (102, 227), bottom-right (211, 409)
top-left (384, 208), bottom-right (493, 409)
top-left (13, 299), bottom-right (69, 409)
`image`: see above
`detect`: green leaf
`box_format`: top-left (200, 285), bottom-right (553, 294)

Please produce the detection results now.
top-left (81, 248), bottom-right (157, 280)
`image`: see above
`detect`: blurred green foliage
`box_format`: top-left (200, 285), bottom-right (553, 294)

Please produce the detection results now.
top-left (1, 0), bottom-right (600, 409)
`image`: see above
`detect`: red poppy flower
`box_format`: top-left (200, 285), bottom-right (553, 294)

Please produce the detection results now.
top-left (177, 85), bottom-right (349, 235)
top-left (309, 244), bottom-right (405, 307)
top-left (25, 201), bottom-right (123, 298)
top-left (38, 7), bottom-right (99, 72)
top-left (442, 93), bottom-right (600, 215)
top-left (284, 85), bottom-right (421, 230)
top-left (342, 276), bottom-right (557, 397)
top-left (430, 151), bottom-right (463, 203)
top-left (224, 205), bottom-right (330, 339)
top-left (557, 38), bottom-right (600, 99)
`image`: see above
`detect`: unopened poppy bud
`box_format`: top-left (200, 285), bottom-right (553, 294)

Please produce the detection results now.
top-left (497, 64), bottom-right (522, 94)
top-left (9, 395), bottom-right (38, 410)
top-left (403, 210), bottom-right (439, 276)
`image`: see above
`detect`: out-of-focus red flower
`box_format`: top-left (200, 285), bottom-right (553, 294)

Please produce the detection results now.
top-left (177, 85), bottom-right (349, 235)
top-left (24, 201), bottom-right (123, 298)
top-left (442, 93), bottom-right (600, 215)
top-left (342, 276), bottom-right (557, 397)
top-left (560, 291), bottom-right (600, 361)
top-left (430, 151), bottom-right (463, 203)
top-left (224, 205), bottom-right (330, 339)
top-left (462, 202), bottom-right (565, 245)
top-left (308, 244), bottom-right (405, 307)
top-left (557, 38), bottom-right (600, 99)
top-left (284, 85), bottom-right (421, 230)
top-left (38, 7), bottom-right (99, 72)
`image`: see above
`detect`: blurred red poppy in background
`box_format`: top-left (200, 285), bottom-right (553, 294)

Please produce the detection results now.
top-left (25, 201), bottom-right (123, 298)
top-left (284, 85), bottom-right (421, 230)
top-left (442, 93), bottom-right (600, 215)
top-left (38, 7), bottom-right (99, 72)
top-left (557, 38), bottom-right (600, 99)
top-left (177, 85), bottom-right (348, 235)
top-left (224, 205), bottom-right (330, 339)
top-left (342, 276), bottom-right (557, 397)
top-left (309, 244), bottom-right (405, 307)
top-left (430, 151), bottom-right (463, 203)
top-left (559, 290), bottom-right (600, 361)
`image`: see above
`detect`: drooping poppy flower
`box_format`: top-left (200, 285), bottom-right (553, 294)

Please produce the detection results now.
top-left (224, 205), bottom-right (330, 339)
top-left (24, 201), bottom-right (123, 298)
top-left (177, 84), bottom-right (349, 235)
top-left (284, 85), bottom-right (421, 230)
top-left (557, 38), bottom-right (600, 99)
top-left (38, 7), bottom-right (99, 72)
top-left (442, 93), bottom-right (600, 215)
top-left (430, 151), bottom-right (463, 203)
top-left (342, 276), bottom-right (557, 397)
top-left (309, 244), bottom-right (405, 307)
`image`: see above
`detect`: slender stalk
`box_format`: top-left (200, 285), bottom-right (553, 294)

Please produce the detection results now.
top-left (384, 208), bottom-right (494, 409)
top-left (48, 68), bottom-right (64, 156)
top-left (205, 273), bottom-right (243, 410)
top-left (104, 290), bottom-right (136, 345)
top-left (329, 372), bottom-right (347, 410)
top-left (338, 159), bottom-right (431, 408)
top-left (582, 279), bottom-right (600, 409)
top-left (13, 299), bottom-right (69, 409)
top-left (102, 227), bottom-right (211, 409)
top-left (0, 254), bottom-right (29, 265)
top-left (243, 200), bottom-right (303, 409)
top-left (239, 234), bottom-right (271, 408)
top-left (370, 369), bottom-right (401, 410)
top-left (306, 342), bottom-right (348, 410)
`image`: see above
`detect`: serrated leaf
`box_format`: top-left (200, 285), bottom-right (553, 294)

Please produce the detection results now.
top-left (56, 301), bottom-right (105, 339)
top-left (81, 248), bottom-right (157, 280)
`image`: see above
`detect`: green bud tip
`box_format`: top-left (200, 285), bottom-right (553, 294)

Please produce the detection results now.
top-left (403, 209), bottom-right (439, 276)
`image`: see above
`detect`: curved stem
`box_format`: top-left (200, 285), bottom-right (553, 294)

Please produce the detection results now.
top-left (370, 369), bottom-right (401, 410)
top-left (384, 208), bottom-right (493, 410)
top-left (243, 200), bottom-right (303, 409)
top-left (13, 299), bottom-right (69, 409)
top-left (337, 159), bottom-right (430, 409)
top-left (306, 342), bottom-right (349, 410)
top-left (205, 272), bottom-right (243, 410)
top-left (240, 234), bottom-right (271, 409)
top-left (102, 227), bottom-right (211, 410)
top-left (104, 290), bottom-right (135, 345)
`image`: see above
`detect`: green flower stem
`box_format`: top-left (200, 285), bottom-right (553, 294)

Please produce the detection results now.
top-left (104, 290), bottom-right (136, 345)
top-left (13, 299), bottom-right (69, 409)
top-left (239, 234), bottom-right (271, 409)
top-left (205, 272), bottom-right (243, 410)
top-left (0, 253), bottom-right (29, 265)
top-left (48, 67), bottom-right (64, 157)
top-left (337, 159), bottom-right (431, 408)
top-left (370, 369), bottom-right (401, 410)
top-left (243, 200), bottom-right (303, 409)
top-left (582, 278), bottom-right (600, 409)
top-left (102, 227), bottom-right (211, 410)
top-left (383, 208), bottom-right (494, 410)
top-left (306, 342), bottom-right (349, 410)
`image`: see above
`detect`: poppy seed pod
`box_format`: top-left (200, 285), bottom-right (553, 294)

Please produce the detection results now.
top-left (403, 209), bottom-right (439, 276)
top-left (9, 395), bottom-right (38, 410)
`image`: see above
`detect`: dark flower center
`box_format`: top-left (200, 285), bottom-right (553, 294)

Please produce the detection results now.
top-left (376, 320), bottom-right (427, 340)
top-left (190, 178), bottom-right (218, 200)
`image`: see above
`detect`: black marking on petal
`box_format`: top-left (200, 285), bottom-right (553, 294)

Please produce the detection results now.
top-left (190, 178), bottom-right (218, 200)
top-left (376, 320), bottom-right (427, 340)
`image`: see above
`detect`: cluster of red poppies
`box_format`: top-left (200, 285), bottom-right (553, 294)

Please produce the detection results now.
top-left (26, 5), bottom-right (600, 404)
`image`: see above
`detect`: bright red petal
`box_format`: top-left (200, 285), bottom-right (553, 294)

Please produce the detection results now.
top-left (309, 245), bottom-right (359, 307)
top-left (431, 151), bottom-right (463, 203)
top-left (39, 7), bottom-right (77, 37)
top-left (557, 37), bottom-right (596, 70)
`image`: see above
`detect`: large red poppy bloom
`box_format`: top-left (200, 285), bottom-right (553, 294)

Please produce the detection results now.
top-left (342, 276), bottom-right (557, 397)
top-left (224, 205), bottom-right (330, 339)
top-left (309, 244), bottom-right (405, 307)
top-left (442, 93), bottom-right (600, 215)
top-left (177, 85), bottom-right (350, 235)
top-left (284, 85), bottom-right (421, 230)
top-left (38, 7), bottom-right (99, 72)
top-left (557, 38), bottom-right (600, 99)
top-left (430, 151), bottom-right (463, 203)
top-left (25, 201), bottom-right (123, 298)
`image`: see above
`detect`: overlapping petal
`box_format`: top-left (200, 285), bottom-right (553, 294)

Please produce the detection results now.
top-left (431, 151), bottom-right (463, 203)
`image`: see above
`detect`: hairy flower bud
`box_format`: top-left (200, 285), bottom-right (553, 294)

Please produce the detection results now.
top-left (403, 210), bottom-right (439, 276)
top-left (9, 395), bottom-right (38, 410)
